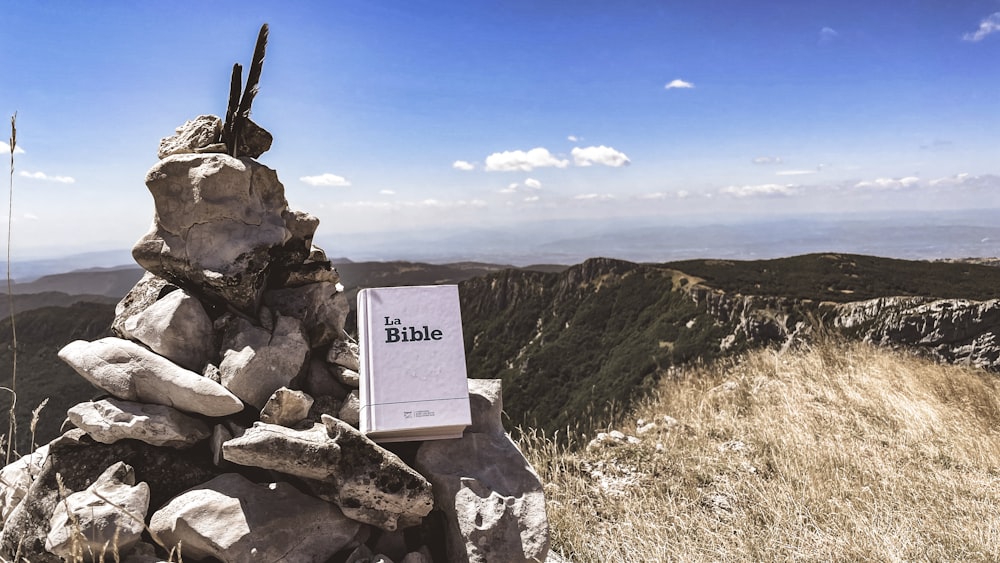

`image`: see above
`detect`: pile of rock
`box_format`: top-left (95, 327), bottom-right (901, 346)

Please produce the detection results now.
top-left (0, 117), bottom-right (549, 562)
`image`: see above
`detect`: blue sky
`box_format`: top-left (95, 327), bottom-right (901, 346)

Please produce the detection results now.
top-left (1, 1), bottom-right (999, 260)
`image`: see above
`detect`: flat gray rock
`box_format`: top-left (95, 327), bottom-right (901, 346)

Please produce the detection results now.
top-left (149, 473), bottom-right (358, 563)
top-left (222, 421), bottom-right (341, 481)
top-left (58, 337), bottom-right (244, 417)
top-left (68, 398), bottom-right (211, 448)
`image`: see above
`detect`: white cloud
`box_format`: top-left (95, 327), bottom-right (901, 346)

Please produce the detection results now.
top-left (567, 135), bottom-right (579, 142)
top-left (19, 170), bottom-right (75, 184)
top-left (776, 169), bottom-right (817, 176)
top-left (573, 193), bottom-right (616, 201)
top-left (300, 173), bottom-right (351, 187)
top-left (524, 178), bottom-right (542, 189)
top-left (484, 148), bottom-right (569, 172)
top-left (819, 26), bottom-right (839, 44)
top-left (752, 156), bottom-right (783, 165)
top-left (854, 177), bottom-right (920, 190)
top-left (452, 160), bottom-right (475, 171)
top-left (639, 192), bottom-right (667, 200)
top-left (677, 190), bottom-right (690, 199)
top-left (0, 142), bottom-right (25, 155)
top-left (721, 183), bottom-right (797, 197)
top-left (572, 145), bottom-right (631, 167)
top-left (379, 189), bottom-right (396, 195)
top-left (929, 172), bottom-right (970, 186)
top-left (23, 212), bottom-right (38, 220)
top-left (499, 182), bottom-right (519, 194)
top-left (665, 79), bottom-right (694, 90)
top-left (963, 12), bottom-right (1000, 42)
top-left (524, 195), bottom-right (540, 203)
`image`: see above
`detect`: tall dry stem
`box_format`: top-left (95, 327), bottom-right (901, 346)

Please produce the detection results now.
top-left (5, 112), bottom-right (17, 465)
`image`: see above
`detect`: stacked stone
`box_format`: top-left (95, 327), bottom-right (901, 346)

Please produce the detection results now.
top-left (0, 117), bottom-right (550, 563)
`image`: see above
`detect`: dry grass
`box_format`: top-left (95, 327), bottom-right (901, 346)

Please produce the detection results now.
top-left (522, 339), bottom-right (1000, 562)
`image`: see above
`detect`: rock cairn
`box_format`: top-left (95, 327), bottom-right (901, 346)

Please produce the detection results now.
top-left (0, 118), bottom-right (549, 562)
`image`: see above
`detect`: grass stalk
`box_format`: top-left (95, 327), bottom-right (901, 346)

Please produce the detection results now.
top-left (5, 112), bottom-right (17, 465)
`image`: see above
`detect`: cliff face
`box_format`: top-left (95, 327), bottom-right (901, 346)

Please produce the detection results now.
top-left (459, 256), bottom-right (1000, 433)
top-left (831, 297), bottom-right (1000, 369)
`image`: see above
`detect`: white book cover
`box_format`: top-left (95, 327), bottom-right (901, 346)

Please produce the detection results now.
top-left (357, 284), bottom-right (472, 442)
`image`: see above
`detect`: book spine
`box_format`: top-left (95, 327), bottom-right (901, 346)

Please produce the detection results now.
top-left (357, 289), bottom-right (373, 433)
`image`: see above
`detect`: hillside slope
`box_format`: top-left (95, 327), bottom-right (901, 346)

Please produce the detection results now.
top-left (524, 340), bottom-right (1000, 562)
top-left (460, 254), bottom-right (1000, 434)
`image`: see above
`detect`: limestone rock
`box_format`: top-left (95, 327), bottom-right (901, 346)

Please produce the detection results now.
top-left (211, 424), bottom-right (233, 467)
top-left (218, 315), bottom-right (309, 408)
top-left (157, 115), bottom-right (223, 159)
top-left (339, 390), bottom-right (361, 427)
top-left (222, 421), bottom-right (341, 481)
top-left (67, 398), bottom-right (211, 448)
top-left (832, 297), bottom-right (1000, 370)
top-left (58, 337), bottom-right (244, 417)
top-left (121, 288), bottom-right (215, 372)
top-left (112, 272), bottom-right (179, 339)
top-left (415, 380), bottom-right (549, 563)
top-left (262, 282), bottom-right (349, 348)
top-left (149, 473), bottom-right (358, 563)
top-left (131, 153), bottom-right (294, 313)
top-left (0, 445), bottom-right (48, 526)
top-left (259, 387), bottom-right (314, 427)
top-left (45, 462), bottom-right (150, 560)
top-left (272, 210), bottom-right (320, 271)
top-left (271, 243), bottom-right (341, 288)
top-left (327, 339), bottom-right (361, 372)
top-left (333, 365), bottom-right (361, 388)
top-left (305, 416), bottom-right (434, 531)
top-left (223, 418), bottom-right (433, 531)
top-left (0, 430), bottom-right (220, 561)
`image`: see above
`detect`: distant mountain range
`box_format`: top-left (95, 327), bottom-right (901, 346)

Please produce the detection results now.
top-left (0, 252), bottom-right (998, 452)
top-left (8, 208), bottom-right (999, 281)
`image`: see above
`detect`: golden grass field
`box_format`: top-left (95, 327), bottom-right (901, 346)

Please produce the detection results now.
top-left (521, 339), bottom-right (1000, 562)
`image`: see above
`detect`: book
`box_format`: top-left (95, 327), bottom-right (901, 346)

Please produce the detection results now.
top-left (357, 284), bottom-right (472, 442)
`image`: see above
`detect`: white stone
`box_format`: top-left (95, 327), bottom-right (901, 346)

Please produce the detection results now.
top-left (45, 462), bottom-right (150, 559)
top-left (415, 379), bottom-right (549, 563)
top-left (339, 390), bottom-right (361, 427)
top-left (0, 446), bottom-right (48, 526)
top-left (121, 289), bottom-right (214, 372)
top-left (219, 315), bottom-right (309, 408)
top-left (157, 115), bottom-right (222, 159)
top-left (132, 153), bottom-right (298, 312)
top-left (58, 337), bottom-right (244, 417)
top-left (259, 387), bottom-right (314, 427)
top-left (149, 473), bottom-right (358, 563)
top-left (68, 398), bottom-right (211, 448)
